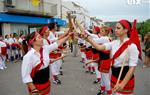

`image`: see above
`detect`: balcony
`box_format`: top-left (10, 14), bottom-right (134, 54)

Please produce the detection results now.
top-left (3, 0), bottom-right (57, 17)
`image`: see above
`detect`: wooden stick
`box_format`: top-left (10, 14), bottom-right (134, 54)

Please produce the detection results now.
top-left (113, 45), bottom-right (129, 92)
top-left (75, 19), bottom-right (84, 32)
top-left (63, 50), bottom-right (70, 53)
top-left (30, 92), bottom-right (40, 95)
top-left (71, 18), bottom-right (80, 34)
top-left (50, 55), bottom-right (67, 64)
top-left (85, 59), bottom-right (99, 65)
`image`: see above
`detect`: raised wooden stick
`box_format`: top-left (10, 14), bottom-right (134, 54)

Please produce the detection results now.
top-left (113, 45), bottom-right (129, 92)
top-left (71, 18), bottom-right (80, 34)
top-left (75, 19), bottom-right (84, 32)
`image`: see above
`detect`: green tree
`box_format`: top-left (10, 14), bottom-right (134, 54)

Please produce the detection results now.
top-left (137, 19), bottom-right (150, 35)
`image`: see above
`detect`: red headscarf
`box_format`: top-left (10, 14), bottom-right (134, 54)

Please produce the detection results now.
top-left (119, 20), bottom-right (131, 31)
top-left (108, 27), bottom-right (112, 31)
top-left (29, 32), bottom-right (39, 45)
top-left (39, 26), bottom-right (49, 36)
top-left (94, 26), bottom-right (100, 33)
top-left (129, 20), bottom-right (142, 59)
top-left (119, 19), bottom-right (131, 36)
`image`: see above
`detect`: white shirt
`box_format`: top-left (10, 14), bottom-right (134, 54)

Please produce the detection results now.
top-left (85, 41), bottom-right (92, 48)
top-left (85, 30), bottom-right (99, 38)
top-left (43, 39), bottom-right (50, 45)
top-left (8, 38), bottom-right (15, 45)
top-left (93, 36), bottom-right (110, 44)
top-left (104, 38), bottom-right (139, 67)
top-left (21, 42), bottom-right (58, 83)
top-left (56, 31), bottom-right (65, 35)
top-left (18, 38), bottom-right (23, 44)
top-left (3, 39), bottom-right (9, 44)
top-left (78, 38), bottom-right (85, 45)
top-left (48, 31), bottom-right (58, 43)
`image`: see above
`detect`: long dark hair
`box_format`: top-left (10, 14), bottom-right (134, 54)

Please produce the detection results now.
top-left (22, 32), bottom-right (36, 55)
top-left (48, 22), bottom-right (57, 30)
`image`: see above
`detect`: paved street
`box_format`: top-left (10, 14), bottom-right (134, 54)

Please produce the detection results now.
top-left (0, 52), bottom-right (150, 95)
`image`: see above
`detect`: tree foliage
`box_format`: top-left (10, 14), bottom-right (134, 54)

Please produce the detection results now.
top-left (137, 19), bottom-right (150, 35)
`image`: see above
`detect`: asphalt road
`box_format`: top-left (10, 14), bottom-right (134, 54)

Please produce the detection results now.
top-left (0, 52), bottom-right (150, 95)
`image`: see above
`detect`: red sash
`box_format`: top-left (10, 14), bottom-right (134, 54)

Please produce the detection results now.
top-left (11, 43), bottom-right (18, 50)
top-left (47, 39), bottom-right (58, 59)
top-left (46, 39), bottom-right (51, 45)
top-left (29, 48), bottom-right (51, 95)
top-left (11, 43), bottom-right (17, 47)
top-left (99, 59), bottom-right (111, 73)
top-left (111, 40), bottom-right (130, 65)
top-left (85, 50), bottom-right (93, 60)
top-left (92, 53), bottom-right (99, 60)
top-left (16, 43), bottom-right (22, 49)
top-left (98, 49), bottom-right (111, 73)
top-left (49, 52), bottom-right (56, 59)
top-left (49, 52), bottom-right (61, 59)
top-left (102, 50), bottom-right (110, 54)
top-left (58, 45), bottom-right (63, 49)
top-left (31, 48), bottom-right (44, 78)
top-left (57, 52), bottom-right (62, 57)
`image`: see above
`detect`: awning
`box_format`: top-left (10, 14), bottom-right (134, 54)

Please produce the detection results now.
top-left (51, 18), bottom-right (66, 26)
top-left (0, 13), bottom-right (66, 26)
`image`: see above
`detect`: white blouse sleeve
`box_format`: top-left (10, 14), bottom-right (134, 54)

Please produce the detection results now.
top-left (50, 38), bottom-right (58, 43)
top-left (0, 41), bottom-right (6, 47)
top-left (93, 37), bottom-right (110, 44)
top-left (85, 30), bottom-right (98, 38)
top-left (128, 44), bottom-right (139, 66)
top-left (44, 42), bottom-right (58, 54)
top-left (48, 32), bottom-right (58, 43)
top-left (104, 41), bottom-right (113, 50)
top-left (21, 54), bottom-right (33, 83)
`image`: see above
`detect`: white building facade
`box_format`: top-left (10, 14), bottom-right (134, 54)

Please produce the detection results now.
top-left (62, 1), bottom-right (91, 29)
top-left (0, 0), bottom-right (65, 36)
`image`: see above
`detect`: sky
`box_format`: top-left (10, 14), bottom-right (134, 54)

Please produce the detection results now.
top-left (63, 0), bottom-right (150, 22)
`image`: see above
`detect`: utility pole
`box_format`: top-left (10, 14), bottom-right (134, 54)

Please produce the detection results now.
top-left (60, 0), bottom-right (63, 19)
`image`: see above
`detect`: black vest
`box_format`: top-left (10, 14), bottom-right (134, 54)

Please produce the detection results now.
top-left (32, 66), bottom-right (50, 84)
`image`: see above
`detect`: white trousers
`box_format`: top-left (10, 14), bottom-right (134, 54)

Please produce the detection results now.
top-left (93, 62), bottom-right (101, 78)
top-left (57, 59), bottom-right (63, 72)
top-left (80, 51), bottom-right (85, 59)
top-left (0, 55), bottom-right (6, 69)
top-left (101, 72), bottom-right (111, 90)
top-left (51, 60), bottom-right (59, 75)
top-left (7, 49), bottom-right (11, 60)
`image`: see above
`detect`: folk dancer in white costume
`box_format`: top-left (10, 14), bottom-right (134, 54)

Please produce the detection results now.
top-left (80, 19), bottom-right (141, 95)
